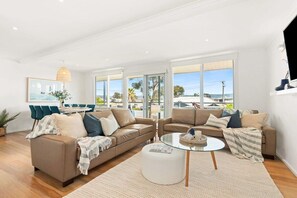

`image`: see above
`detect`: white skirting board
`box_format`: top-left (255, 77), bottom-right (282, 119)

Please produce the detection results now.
top-left (276, 152), bottom-right (297, 177)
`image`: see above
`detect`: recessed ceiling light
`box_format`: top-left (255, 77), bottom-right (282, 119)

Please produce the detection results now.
top-left (205, 39), bottom-right (209, 42)
top-left (145, 51), bottom-right (149, 54)
top-left (12, 26), bottom-right (18, 31)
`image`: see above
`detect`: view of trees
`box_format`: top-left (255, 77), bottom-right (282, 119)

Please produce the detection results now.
top-left (128, 88), bottom-right (137, 102)
top-left (130, 77), bottom-right (164, 117)
top-left (173, 85), bottom-right (185, 97)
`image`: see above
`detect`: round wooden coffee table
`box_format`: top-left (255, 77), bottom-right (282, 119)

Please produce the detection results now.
top-left (160, 132), bottom-right (225, 187)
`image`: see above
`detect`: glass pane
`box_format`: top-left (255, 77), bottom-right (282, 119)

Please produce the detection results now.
top-left (95, 80), bottom-right (107, 107)
top-left (203, 61), bottom-right (234, 109)
top-left (109, 75), bottom-right (123, 108)
top-left (173, 65), bottom-right (200, 108)
top-left (128, 77), bottom-right (144, 118)
top-left (147, 75), bottom-right (165, 119)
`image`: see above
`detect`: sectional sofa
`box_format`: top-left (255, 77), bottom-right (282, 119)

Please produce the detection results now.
top-left (158, 108), bottom-right (276, 159)
top-left (30, 109), bottom-right (156, 186)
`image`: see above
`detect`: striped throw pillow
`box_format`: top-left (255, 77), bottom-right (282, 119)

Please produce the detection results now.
top-left (205, 114), bottom-right (231, 128)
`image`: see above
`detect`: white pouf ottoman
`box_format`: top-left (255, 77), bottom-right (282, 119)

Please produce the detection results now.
top-left (141, 143), bottom-right (185, 185)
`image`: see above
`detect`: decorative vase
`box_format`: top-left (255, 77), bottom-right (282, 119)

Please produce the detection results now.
top-left (0, 127), bottom-right (7, 137)
top-left (59, 100), bottom-right (65, 108)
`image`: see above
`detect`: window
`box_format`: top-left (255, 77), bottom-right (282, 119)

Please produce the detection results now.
top-left (128, 76), bottom-right (144, 118)
top-left (95, 77), bottom-right (107, 107)
top-left (173, 60), bottom-right (234, 109)
top-left (95, 74), bottom-right (123, 108)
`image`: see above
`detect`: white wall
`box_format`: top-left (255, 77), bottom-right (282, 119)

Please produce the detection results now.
top-left (0, 58), bottom-right (85, 133)
top-left (236, 48), bottom-right (269, 112)
top-left (267, 35), bottom-right (297, 175)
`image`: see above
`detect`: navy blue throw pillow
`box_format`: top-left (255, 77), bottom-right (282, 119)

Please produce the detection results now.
top-left (83, 114), bottom-right (104, 137)
top-left (222, 110), bottom-right (241, 128)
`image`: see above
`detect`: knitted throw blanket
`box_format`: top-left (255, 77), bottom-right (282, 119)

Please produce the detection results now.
top-left (222, 128), bottom-right (264, 162)
top-left (77, 136), bottom-right (112, 175)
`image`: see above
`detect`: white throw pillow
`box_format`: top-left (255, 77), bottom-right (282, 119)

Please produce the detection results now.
top-left (205, 114), bottom-right (231, 128)
top-left (53, 113), bottom-right (87, 138)
top-left (100, 114), bottom-right (120, 136)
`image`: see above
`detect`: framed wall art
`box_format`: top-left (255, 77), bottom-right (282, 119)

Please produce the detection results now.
top-left (27, 77), bottom-right (63, 102)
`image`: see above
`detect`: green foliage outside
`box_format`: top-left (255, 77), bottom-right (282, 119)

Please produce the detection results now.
top-left (96, 97), bottom-right (104, 105)
top-left (174, 85), bottom-right (185, 97)
top-left (0, 109), bottom-right (20, 128)
top-left (225, 103), bottom-right (234, 109)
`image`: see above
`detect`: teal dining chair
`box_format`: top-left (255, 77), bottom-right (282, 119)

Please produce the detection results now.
top-left (41, 106), bottom-right (52, 117)
top-left (50, 106), bottom-right (60, 114)
top-left (64, 104), bottom-right (70, 107)
top-left (72, 104), bottom-right (78, 107)
top-left (29, 105), bottom-right (37, 131)
top-left (79, 104), bottom-right (86, 107)
top-left (86, 104), bottom-right (95, 112)
top-left (34, 106), bottom-right (44, 125)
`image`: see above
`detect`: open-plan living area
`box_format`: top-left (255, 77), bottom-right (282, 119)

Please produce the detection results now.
top-left (1, 0), bottom-right (297, 197)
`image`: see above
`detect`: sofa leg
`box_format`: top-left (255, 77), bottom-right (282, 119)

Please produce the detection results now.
top-left (62, 179), bottom-right (74, 187)
top-left (34, 167), bottom-right (39, 171)
top-left (263, 154), bottom-right (275, 160)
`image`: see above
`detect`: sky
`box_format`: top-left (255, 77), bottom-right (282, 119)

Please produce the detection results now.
top-left (174, 69), bottom-right (233, 95)
top-left (96, 69), bottom-right (233, 97)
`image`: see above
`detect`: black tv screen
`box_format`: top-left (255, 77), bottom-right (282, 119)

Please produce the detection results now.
top-left (284, 15), bottom-right (297, 81)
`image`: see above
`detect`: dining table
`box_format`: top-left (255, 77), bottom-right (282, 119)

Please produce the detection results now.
top-left (59, 107), bottom-right (91, 114)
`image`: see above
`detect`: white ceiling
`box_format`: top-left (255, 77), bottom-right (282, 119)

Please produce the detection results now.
top-left (0, 0), bottom-right (297, 71)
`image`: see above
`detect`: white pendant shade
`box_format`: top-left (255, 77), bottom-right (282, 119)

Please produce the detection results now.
top-left (56, 67), bottom-right (71, 82)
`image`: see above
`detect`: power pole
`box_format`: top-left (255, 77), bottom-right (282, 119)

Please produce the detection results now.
top-left (221, 81), bottom-right (225, 103)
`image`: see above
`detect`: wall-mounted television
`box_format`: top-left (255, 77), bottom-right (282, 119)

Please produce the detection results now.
top-left (284, 15), bottom-right (297, 81)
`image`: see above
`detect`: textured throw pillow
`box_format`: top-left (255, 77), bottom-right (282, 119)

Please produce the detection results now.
top-left (205, 114), bottom-right (231, 129)
top-left (241, 113), bottom-right (268, 129)
top-left (53, 113), bottom-right (87, 138)
top-left (26, 115), bottom-right (57, 139)
top-left (83, 114), bottom-right (104, 137)
top-left (100, 114), bottom-right (120, 136)
top-left (222, 110), bottom-right (241, 128)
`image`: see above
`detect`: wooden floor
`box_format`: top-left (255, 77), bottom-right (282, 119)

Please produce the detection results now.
top-left (0, 132), bottom-right (297, 198)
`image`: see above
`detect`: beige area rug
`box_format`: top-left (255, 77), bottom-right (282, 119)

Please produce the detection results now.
top-left (65, 151), bottom-right (283, 198)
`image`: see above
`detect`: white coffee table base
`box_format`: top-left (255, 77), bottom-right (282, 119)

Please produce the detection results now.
top-left (141, 143), bottom-right (185, 185)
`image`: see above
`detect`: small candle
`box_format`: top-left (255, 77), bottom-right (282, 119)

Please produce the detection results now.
top-left (195, 130), bottom-right (202, 139)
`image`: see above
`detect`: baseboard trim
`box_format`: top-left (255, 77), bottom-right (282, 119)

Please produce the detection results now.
top-left (276, 152), bottom-right (297, 177)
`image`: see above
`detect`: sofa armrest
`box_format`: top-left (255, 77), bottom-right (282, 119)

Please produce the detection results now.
top-left (262, 126), bottom-right (276, 156)
top-left (135, 118), bottom-right (156, 135)
top-left (30, 135), bottom-right (78, 182)
top-left (158, 118), bottom-right (172, 138)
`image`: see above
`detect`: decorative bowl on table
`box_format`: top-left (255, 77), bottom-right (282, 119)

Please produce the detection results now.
top-left (179, 133), bottom-right (207, 146)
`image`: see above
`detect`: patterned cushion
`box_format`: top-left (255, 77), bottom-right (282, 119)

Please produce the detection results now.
top-left (26, 115), bottom-right (57, 139)
top-left (205, 114), bottom-right (231, 129)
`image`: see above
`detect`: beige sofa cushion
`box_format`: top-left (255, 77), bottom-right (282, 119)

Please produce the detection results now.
top-left (195, 109), bottom-right (223, 125)
top-left (164, 123), bottom-right (193, 132)
top-left (111, 129), bottom-right (139, 145)
top-left (241, 113), bottom-right (268, 129)
top-left (53, 113), bottom-right (87, 138)
top-left (193, 126), bottom-right (223, 137)
top-left (111, 108), bottom-right (136, 127)
top-left (171, 108), bottom-right (195, 125)
top-left (89, 110), bottom-right (112, 119)
top-left (123, 124), bottom-right (153, 135)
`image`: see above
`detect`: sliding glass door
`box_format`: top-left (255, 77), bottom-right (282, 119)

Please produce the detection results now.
top-left (145, 74), bottom-right (165, 119)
